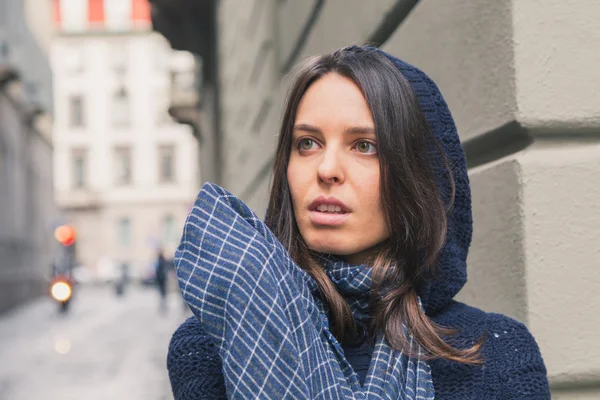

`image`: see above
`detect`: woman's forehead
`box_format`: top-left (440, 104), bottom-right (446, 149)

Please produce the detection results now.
top-left (295, 75), bottom-right (374, 131)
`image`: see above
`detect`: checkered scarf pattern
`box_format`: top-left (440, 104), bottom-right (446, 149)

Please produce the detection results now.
top-left (175, 182), bottom-right (435, 399)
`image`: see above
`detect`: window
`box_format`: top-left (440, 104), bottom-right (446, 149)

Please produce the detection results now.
top-left (61, 0), bottom-right (88, 32)
top-left (72, 149), bottom-right (87, 188)
top-left (0, 40), bottom-right (9, 62)
top-left (104, 0), bottom-right (132, 31)
top-left (0, 1), bottom-right (6, 27)
top-left (25, 167), bottom-right (36, 229)
top-left (25, 82), bottom-right (39, 103)
top-left (0, 147), bottom-right (9, 232)
top-left (161, 214), bottom-right (176, 244)
top-left (0, 145), bottom-right (4, 188)
top-left (69, 95), bottom-right (85, 128)
top-left (158, 145), bottom-right (176, 183)
top-left (114, 147), bottom-right (132, 185)
top-left (112, 87), bottom-right (130, 127)
top-left (117, 217), bottom-right (132, 247)
top-left (111, 43), bottom-right (128, 75)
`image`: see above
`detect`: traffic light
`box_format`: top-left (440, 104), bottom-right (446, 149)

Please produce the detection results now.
top-left (54, 224), bottom-right (76, 246)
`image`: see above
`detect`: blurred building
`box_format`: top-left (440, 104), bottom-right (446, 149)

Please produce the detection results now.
top-left (51, 0), bottom-right (200, 283)
top-left (151, 0), bottom-right (600, 397)
top-left (0, 0), bottom-right (56, 313)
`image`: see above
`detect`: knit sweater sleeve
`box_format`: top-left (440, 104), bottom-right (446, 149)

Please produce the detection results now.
top-left (487, 314), bottom-right (551, 399)
top-left (167, 317), bottom-right (227, 400)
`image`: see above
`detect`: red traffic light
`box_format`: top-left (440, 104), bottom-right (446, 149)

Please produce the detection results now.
top-left (54, 225), bottom-right (76, 246)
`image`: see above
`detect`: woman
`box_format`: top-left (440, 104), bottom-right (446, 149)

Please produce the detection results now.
top-left (167, 46), bottom-right (550, 399)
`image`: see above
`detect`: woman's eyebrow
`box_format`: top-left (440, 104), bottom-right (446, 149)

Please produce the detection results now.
top-left (344, 126), bottom-right (376, 135)
top-left (293, 123), bottom-right (321, 133)
top-left (293, 124), bottom-right (375, 135)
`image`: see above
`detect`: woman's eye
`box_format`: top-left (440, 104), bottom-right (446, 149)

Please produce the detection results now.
top-left (298, 138), bottom-right (316, 151)
top-left (356, 141), bottom-right (377, 154)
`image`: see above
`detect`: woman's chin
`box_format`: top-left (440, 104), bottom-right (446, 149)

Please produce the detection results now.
top-left (304, 236), bottom-right (386, 266)
top-left (305, 241), bottom-right (352, 258)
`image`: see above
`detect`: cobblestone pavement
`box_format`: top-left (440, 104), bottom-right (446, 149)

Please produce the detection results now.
top-left (0, 284), bottom-right (191, 400)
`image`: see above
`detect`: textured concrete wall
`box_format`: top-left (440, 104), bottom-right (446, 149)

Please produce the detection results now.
top-left (217, 0), bottom-right (280, 204)
top-left (387, 0), bottom-right (600, 396)
top-left (383, 0), bottom-right (516, 142)
top-left (0, 0), bottom-right (55, 313)
top-left (215, 0), bottom-right (600, 395)
top-left (513, 0), bottom-right (600, 130)
top-left (0, 86), bottom-right (55, 314)
top-left (279, 0), bottom-right (397, 66)
top-left (461, 159), bottom-right (528, 323)
top-left (521, 142), bottom-right (600, 396)
top-left (1, 0), bottom-right (54, 113)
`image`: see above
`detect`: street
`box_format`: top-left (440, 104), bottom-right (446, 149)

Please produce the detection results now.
top-left (0, 284), bottom-right (191, 400)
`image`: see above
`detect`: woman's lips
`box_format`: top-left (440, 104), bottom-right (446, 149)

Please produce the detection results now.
top-left (308, 210), bottom-right (351, 226)
top-left (308, 196), bottom-right (351, 213)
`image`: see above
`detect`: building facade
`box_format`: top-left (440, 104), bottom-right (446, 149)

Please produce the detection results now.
top-left (51, 0), bottom-right (200, 282)
top-left (151, 0), bottom-right (600, 397)
top-left (0, 0), bottom-right (56, 313)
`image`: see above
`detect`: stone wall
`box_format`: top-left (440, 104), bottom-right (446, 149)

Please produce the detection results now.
top-left (214, 0), bottom-right (600, 396)
top-left (0, 84), bottom-right (55, 314)
top-left (0, 0), bottom-right (56, 313)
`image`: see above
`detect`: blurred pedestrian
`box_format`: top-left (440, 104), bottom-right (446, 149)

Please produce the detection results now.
top-left (155, 248), bottom-right (168, 313)
top-left (114, 263), bottom-right (128, 297)
top-left (166, 46), bottom-right (550, 399)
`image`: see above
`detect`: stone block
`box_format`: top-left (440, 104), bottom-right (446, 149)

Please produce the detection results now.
top-left (383, 0), bottom-right (600, 141)
top-left (460, 142), bottom-right (600, 391)
top-left (382, 0), bottom-right (516, 142)
top-left (520, 142), bottom-right (600, 385)
top-left (457, 158), bottom-right (527, 323)
top-left (513, 0), bottom-right (600, 130)
top-left (289, 0), bottom-right (398, 64)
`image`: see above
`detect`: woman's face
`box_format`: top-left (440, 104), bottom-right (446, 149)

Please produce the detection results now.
top-left (287, 73), bottom-right (390, 266)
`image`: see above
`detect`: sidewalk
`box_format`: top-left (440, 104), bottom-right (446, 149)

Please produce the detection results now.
top-left (0, 284), bottom-right (191, 400)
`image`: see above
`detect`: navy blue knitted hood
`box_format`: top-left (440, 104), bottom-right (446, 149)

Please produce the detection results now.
top-left (370, 47), bottom-right (473, 315)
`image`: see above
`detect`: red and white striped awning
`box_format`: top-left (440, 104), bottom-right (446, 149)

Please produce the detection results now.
top-left (53, 0), bottom-right (152, 31)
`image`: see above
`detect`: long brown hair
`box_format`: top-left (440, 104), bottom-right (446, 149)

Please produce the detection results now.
top-left (265, 46), bottom-right (482, 364)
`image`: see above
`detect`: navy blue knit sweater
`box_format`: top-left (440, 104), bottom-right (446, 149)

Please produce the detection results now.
top-left (167, 47), bottom-right (550, 399)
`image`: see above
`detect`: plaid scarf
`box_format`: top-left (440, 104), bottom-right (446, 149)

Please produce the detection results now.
top-left (175, 182), bottom-right (435, 399)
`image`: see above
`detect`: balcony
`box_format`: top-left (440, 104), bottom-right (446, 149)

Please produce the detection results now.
top-left (167, 51), bottom-right (201, 138)
top-left (56, 189), bottom-right (102, 211)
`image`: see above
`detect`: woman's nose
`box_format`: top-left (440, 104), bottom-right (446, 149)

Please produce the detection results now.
top-left (317, 148), bottom-right (345, 184)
